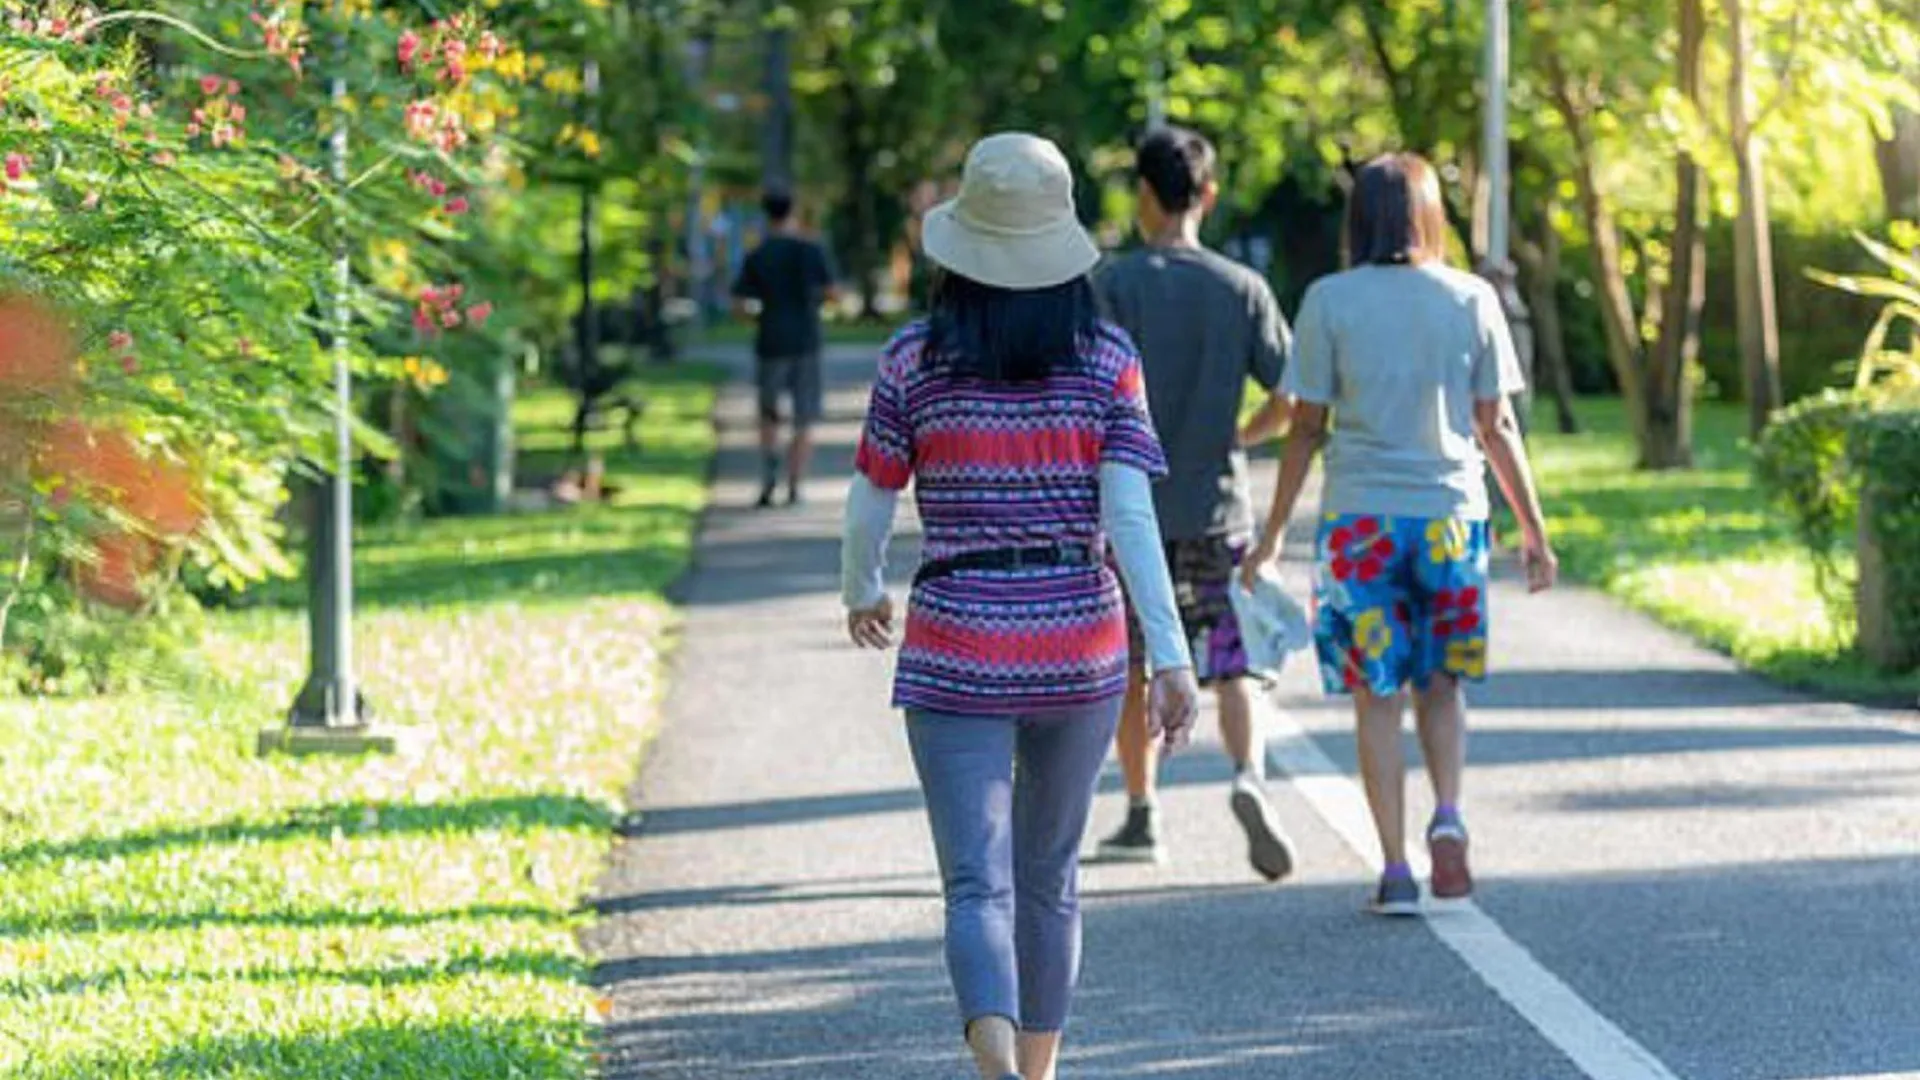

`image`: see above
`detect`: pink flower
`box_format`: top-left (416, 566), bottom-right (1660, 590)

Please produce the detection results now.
top-left (200, 74), bottom-right (222, 96)
top-left (466, 301), bottom-right (492, 327)
top-left (404, 100), bottom-right (437, 139)
top-left (81, 191), bottom-right (101, 210)
top-left (4, 153), bottom-right (26, 182)
top-left (226, 79), bottom-right (240, 96)
top-left (119, 354), bottom-right (138, 375)
top-left (397, 30), bottom-right (421, 68)
top-left (444, 195), bottom-right (469, 216)
top-left (412, 305), bottom-right (435, 334)
top-left (440, 309), bottom-right (462, 329)
top-left (108, 330), bottom-right (133, 351)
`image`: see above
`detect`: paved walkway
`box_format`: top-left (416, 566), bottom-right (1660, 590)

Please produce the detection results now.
top-left (585, 346), bottom-right (1920, 1080)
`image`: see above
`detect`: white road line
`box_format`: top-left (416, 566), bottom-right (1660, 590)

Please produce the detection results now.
top-left (1262, 703), bottom-right (1686, 1080)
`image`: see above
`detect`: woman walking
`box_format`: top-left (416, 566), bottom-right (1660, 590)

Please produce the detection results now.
top-left (842, 132), bottom-right (1200, 1080)
top-left (1241, 152), bottom-right (1557, 915)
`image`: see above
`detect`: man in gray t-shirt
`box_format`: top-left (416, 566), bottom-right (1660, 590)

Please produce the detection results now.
top-left (1090, 126), bottom-right (1298, 880)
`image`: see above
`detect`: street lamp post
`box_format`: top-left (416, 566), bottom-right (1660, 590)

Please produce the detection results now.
top-left (262, 2), bottom-right (404, 756)
top-left (1479, 0), bottom-right (1535, 428)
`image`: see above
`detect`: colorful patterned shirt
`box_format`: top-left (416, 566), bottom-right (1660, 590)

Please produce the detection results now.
top-left (855, 320), bottom-right (1169, 715)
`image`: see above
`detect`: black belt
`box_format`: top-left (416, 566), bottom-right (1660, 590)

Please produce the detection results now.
top-left (913, 543), bottom-right (1101, 587)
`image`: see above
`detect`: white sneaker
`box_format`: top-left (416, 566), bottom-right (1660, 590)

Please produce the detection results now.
top-left (1230, 772), bottom-right (1296, 883)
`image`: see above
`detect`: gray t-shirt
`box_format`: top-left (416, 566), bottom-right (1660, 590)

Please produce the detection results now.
top-left (1282, 263), bottom-right (1526, 520)
top-left (1094, 246), bottom-right (1290, 541)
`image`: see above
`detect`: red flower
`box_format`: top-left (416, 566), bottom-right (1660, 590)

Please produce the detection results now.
top-left (444, 195), bottom-right (469, 216)
top-left (4, 153), bottom-right (27, 182)
top-left (200, 74), bottom-right (223, 96)
top-left (1328, 517), bottom-right (1396, 583)
top-left (466, 301), bottom-right (493, 327)
top-left (397, 30), bottom-right (421, 68)
top-left (107, 330), bottom-right (133, 352)
top-left (1342, 647), bottom-right (1368, 690)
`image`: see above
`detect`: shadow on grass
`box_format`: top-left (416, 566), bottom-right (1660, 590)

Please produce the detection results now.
top-left (36, 1019), bottom-right (588, 1079)
top-left (0, 900), bottom-right (556, 939)
top-left (9, 946), bottom-right (583, 999)
top-left (0, 793), bottom-right (615, 868)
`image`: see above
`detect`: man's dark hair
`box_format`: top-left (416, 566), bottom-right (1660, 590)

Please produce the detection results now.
top-left (762, 189), bottom-right (794, 223)
top-left (1134, 126), bottom-right (1216, 215)
top-left (926, 270), bottom-right (1101, 383)
top-left (1346, 152), bottom-right (1450, 266)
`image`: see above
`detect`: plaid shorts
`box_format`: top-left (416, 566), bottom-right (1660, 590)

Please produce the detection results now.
top-left (1125, 536), bottom-right (1251, 685)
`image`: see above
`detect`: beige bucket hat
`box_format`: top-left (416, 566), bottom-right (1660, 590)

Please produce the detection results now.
top-left (920, 132), bottom-right (1101, 291)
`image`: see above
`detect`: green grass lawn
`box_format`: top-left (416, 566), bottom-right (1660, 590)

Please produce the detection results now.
top-left (0, 363), bottom-right (724, 1077)
top-left (1525, 398), bottom-right (1920, 704)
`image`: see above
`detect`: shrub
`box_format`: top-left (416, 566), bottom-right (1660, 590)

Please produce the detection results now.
top-left (1851, 409), bottom-right (1920, 671)
top-left (1753, 389), bottom-right (1869, 617)
top-left (1756, 228), bottom-right (1920, 663)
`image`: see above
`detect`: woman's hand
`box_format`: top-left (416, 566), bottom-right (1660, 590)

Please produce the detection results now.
top-left (847, 596), bottom-right (896, 649)
top-left (1522, 535), bottom-right (1559, 593)
top-left (1239, 532), bottom-right (1278, 594)
top-left (1146, 667), bottom-right (1201, 751)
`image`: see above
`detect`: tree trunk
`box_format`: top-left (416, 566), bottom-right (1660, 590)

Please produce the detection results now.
top-left (1726, 0), bottom-right (1783, 437)
top-left (1514, 212), bottom-right (1579, 434)
top-left (1545, 22), bottom-right (1703, 469)
top-left (838, 72), bottom-right (882, 320)
top-left (1644, 0), bottom-right (1709, 470)
top-left (762, 23), bottom-right (794, 194)
top-left (1874, 104), bottom-right (1920, 223)
top-left (1549, 65), bottom-right (1647, 445)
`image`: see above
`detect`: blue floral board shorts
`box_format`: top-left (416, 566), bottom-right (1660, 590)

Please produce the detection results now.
top-left (1312, 513), bottom-right (1491, 696)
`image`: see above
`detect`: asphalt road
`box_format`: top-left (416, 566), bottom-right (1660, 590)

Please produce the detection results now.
top-left (584, 345), bottom-right (1920, 1080)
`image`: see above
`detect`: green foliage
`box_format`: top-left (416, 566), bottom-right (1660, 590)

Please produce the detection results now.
top-left (1753, 388), bottom-right (1870, 616)
top-left (0, 1), bottom-right (689, 685)
top-left (0, 363), bottom-right (721, 1077)
top-left (1850, 408), bottom-right (1920, 670)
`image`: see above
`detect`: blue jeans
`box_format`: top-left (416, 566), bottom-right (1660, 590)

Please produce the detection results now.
top-left (905, 698), bottom-right (1123, 1034)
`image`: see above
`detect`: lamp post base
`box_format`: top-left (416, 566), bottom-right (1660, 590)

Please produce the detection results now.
top-left (257, 723), bottom-right (428, 757)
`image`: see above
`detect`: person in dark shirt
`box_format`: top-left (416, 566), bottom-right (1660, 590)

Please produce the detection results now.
top-left (1092, 126), bottom-right (1300, 881)
top-left (733, 189), bottom-right (837, 507)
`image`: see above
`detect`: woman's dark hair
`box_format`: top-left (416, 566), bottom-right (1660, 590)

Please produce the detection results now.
top-left (1347, 152), bottom-right (1449, 266)
top-left (925, 270), bottom-right (1101, 383)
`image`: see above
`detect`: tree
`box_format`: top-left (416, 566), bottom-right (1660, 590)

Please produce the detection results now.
top-left (1725, 0), bottom-right (1784, 438)
top-left (1538, 0), bottom-right (1706, 468)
